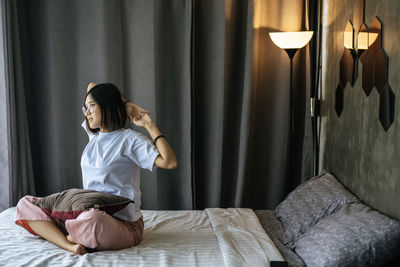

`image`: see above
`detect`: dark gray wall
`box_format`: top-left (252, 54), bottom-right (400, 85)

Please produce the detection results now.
top-left (320, 0), bottom-right (400, 220)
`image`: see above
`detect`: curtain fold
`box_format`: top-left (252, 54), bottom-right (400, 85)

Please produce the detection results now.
top-left (226, 0), bottom-right (255, 208)
top-left (1, 0), bottom-right (35, 209)
top-left (192, 0), bottom-right (226, 208)
top-left (153, 0), bottom-right (193, 209)
top-left (192, 0), bottom-right (255, 209)
top-left (0, 0), bottom-right (10, 211)
top-left (1, 0), bottom-right (313, 211)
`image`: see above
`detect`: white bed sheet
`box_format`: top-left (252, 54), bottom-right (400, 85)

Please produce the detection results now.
top-left (0, 207), bottom-right (283, 267)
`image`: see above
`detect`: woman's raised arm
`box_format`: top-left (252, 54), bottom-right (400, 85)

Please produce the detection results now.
top-left (132, 113), bottom-right (178, 170)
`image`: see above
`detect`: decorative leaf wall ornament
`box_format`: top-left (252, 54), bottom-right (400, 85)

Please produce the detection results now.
top-left (335, 0), bottom-right (395, 131)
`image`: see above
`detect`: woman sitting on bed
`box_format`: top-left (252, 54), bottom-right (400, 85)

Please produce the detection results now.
top-left (14, 82), bottom-right (178, 255)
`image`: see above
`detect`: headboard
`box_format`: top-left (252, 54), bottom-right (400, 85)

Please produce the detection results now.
top-left (319, 0), bottom-right (400, 220)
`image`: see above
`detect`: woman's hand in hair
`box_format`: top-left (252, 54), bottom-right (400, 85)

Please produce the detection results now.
top-left (87, 82), bottom-right (97, 92)
top-left (126, 102), bottom-right (151, 122)
top-left (131, 112), bottom-right (153, 128)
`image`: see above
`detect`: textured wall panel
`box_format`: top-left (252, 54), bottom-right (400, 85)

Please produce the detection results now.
top-left (320, 0), bottom-right (400, 220)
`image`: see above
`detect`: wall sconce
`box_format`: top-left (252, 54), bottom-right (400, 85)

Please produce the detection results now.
top-left (269, 31), bottom-right (313, 179)
top-left (357, 31), bottom-right (378, 51)
top-left (343, 23), bottom-right (378, 51)
top-left (335, 2), bottom-right (394, 131)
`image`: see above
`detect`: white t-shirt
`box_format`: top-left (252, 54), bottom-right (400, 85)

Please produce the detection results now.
top-left (80, 121), bottom-right (159, 222)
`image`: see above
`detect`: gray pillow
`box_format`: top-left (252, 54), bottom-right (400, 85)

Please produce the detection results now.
top-left (293, 202), bottom-right (400, 267)
top-left (275, 171), bottom-right (358, 247)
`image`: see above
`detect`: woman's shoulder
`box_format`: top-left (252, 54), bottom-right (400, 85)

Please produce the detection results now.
top-left (122, 127), bottom-right (139, 136)
top-left (122, 128), bottom-right (149, 142)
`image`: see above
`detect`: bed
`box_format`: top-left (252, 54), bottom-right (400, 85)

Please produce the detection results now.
top-left (1, 171), bottom-right (399, 267)
top-left (0, 207), bottom-right (285, 267)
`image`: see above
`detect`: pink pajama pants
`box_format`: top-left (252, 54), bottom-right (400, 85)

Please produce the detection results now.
top-left (15, 196), bottom-right (144, 251)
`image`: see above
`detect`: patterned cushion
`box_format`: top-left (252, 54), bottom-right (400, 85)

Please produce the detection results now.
top-left (33, 188), bottom-right (134, 220)
top-left (293, 202), bottom-right (400, 267)
top-left (275, 171), bottom-right (358, 247)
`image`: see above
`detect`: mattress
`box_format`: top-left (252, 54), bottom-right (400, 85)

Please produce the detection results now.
top-left (0, 207), bottom-right (284, 267)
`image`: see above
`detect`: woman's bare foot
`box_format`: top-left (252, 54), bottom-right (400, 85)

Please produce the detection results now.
top-left (66, 234), bottom-right (76, 244)
top-left (26, 220), bottom-right (88, 255)
top-left (70, 243), bottom-right (88, 255)
top-left (65, 235), bottom-right (87, 255)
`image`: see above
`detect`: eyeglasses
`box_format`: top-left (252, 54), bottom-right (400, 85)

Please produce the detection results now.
top-left (82, 104), bottom-right (95, 116)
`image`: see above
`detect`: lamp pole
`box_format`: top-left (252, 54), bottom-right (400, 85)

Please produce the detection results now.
top-left (285, 49), bottom-right (298, 188)
top-left (268, 31), bottom-right (313, 189)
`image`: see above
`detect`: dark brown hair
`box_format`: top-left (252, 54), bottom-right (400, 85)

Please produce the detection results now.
top-left (84, 83), bottom-right (127, 133)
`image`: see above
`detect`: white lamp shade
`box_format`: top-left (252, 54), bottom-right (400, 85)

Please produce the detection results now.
top-left (269, 31), bottom-right (314, 49)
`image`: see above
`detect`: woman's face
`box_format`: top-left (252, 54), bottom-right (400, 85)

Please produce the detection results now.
top-left (84, 94), bottom-right (102, 130)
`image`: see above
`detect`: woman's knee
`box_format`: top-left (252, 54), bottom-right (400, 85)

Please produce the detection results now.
top-left (65, 209), bottom-right (107, 248)
top-left (15, 195), bottom-right (51, 222)
top-left (16, 195), bottom-right (31, 208)
top-left (65, 210), bottom-right (137, 250)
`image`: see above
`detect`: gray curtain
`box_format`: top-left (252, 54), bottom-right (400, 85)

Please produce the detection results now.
top-left (1, 0), bottom-right (35, 211)
top-left (1, 0), bottom-right (312, 212)
top-left (0, 0), bottom-right (10, 211)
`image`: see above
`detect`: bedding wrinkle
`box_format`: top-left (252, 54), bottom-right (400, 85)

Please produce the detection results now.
top-left (240, 212), bottom-right (279, 263)
top-left (206, 208), bottom-right (285, 266)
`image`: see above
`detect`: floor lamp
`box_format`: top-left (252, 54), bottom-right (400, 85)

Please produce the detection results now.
top-left (268, 31), bottom-right (313, 186)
